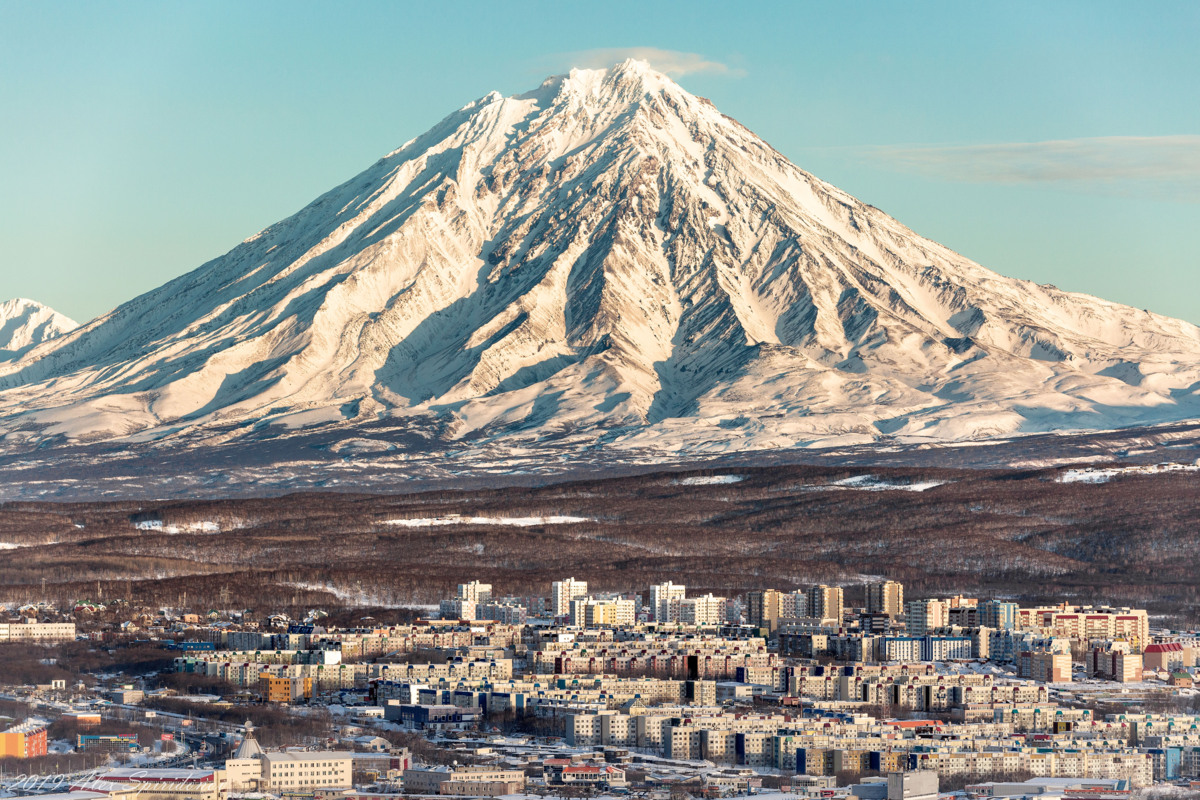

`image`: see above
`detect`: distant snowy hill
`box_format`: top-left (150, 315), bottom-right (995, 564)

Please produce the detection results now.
top-left (1, 59), bottom-right (1199, 455)
top-left (0, 299), bottom-right (76, 358)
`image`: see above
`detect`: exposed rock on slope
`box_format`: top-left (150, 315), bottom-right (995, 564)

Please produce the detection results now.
top-left (1, 60), bottom-right (1198, 453)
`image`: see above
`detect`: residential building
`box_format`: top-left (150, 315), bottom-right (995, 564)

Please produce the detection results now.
top-left (881, 637), bottom-right (924, 663)
top-left (0, 621), bottom-right (76, 642)
top-left (1088, 645), bottom-right (1143, 682)
top-left (888, 771), bottom-right (939, 800)
top-left (906, 599), bottom-right (948, 637)
top-left (922, 635), bottom-right (973, 661)
top-left (1019, 650), bottom-right (1072, 683)
top-left (438, 598), bottom-right (476, 621)
top-left (260, 751), bottom-right (354, 791)
top-left (264, 675), bottom-right (312, 703)
top-left (679, 593), bottom-right (726, 626)
top-left (1143, 642), bottom-right (1193, 672)
top-left (403, 765), bottom-right (524, 796)
top-left (551, 578), bottom-right (588, 616)
top-left (572, 598), bottom-right (635, 628)
top-left (477, 602), bottom-right (527, 624)
top-left (809, 585), bottom-right (844, 624)
top-left (0, 719), bottom-right (48, 758)
top-left (456, 581), bottom-right (491, 603)
top-left (979, 600), bottom-right (1018, 630)
top-left (780, 590), bottom-right (809, 620)
top-left (650, 581), bottom-right (687, 623)
top-left (866, 581), bottom-right (905, 618)
top-left (747, 590), bottom-right (783, 632)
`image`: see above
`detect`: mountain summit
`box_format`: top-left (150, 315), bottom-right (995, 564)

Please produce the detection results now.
top-left (0, 299), bottom-right (76, 359)
top-left (2, 60), bottom-right (1199, 453)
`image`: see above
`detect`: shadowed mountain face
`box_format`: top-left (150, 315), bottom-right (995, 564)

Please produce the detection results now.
top-left (1, 59), bottom-right (1199, 456)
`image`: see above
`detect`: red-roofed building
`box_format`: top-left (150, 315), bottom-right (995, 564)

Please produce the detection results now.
top-left (561, 764), bottom-right (627, 787)
top-left (1143, 642), bottom-right (1193, 672)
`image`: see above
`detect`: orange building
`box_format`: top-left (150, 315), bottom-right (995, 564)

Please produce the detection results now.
top-left (0, 720), bottom-right (49, 758)
top-left (264, 675), bottom-right (312, 703)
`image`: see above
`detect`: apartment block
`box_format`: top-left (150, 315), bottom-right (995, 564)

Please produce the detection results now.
top-left (650, 581), bottom-right (687, 623)
top-left (679, 593), bottom-right (726, 626)
top-left (809, 585), bottom-right (845, 625)
top-left (866, 581), bottom-right (905, 618)
top-left (551, 578), bottom-right (588, 616)
top-left (0, 720), bottom-right (48, 758)
top-left (457, 581), bottom-right (491, 603)
top-left (0, 621), bottom-right (76, 642)
top-left (1019, 650), bottom-right (1072, 683)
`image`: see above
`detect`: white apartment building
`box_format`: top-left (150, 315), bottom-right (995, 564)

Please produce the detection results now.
top-left (679, 593), bottom-right (726, 626)
top-left (439, 598), bottom-right (477, 620)
top-left (780, 590), bottom-right (809, 619)
top-left (552, 578), bottom-right (588, 616)
top-left (650, 581), bottom-right (687, 623)
top-left (0, 621), bottom-right (76, 642)
top-left (457, 581), bottom-right (491, 603)
top-left (907, 599), bottom-right (949, 636)
top-left (263, 752), bottom-right (353, 791)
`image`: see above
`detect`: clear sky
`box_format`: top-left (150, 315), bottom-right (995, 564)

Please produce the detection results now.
top-left (2, 0), bottom-right (1198, 324)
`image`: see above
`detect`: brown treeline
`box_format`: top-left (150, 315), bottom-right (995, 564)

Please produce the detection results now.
top-left (0, 463), bottom-right (1196, 622)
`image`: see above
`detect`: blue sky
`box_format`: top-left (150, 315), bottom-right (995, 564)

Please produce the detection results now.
top-left (2, 0), bottom-right (1198, 324)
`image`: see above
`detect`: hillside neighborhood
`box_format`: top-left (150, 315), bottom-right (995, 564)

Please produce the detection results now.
top-left (3, 577), bottom-right (1199, 800)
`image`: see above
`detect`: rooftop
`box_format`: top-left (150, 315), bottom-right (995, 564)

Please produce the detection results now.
top-left (262, 751), bottom-right (355, 762)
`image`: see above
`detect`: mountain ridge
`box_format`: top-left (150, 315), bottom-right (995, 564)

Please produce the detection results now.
top-left (2, 59), bottom-right (1199, 454)
top-left (0, 298), bottom-right (77, 359)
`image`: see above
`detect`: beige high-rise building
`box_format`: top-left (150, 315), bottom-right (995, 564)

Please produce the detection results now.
top-left (808, 585), bottom-right (844, 625)
top-left (866, 581), bottom-right (904, 618)
top-left (747, 590), bottom-right (782, 632)
top-left (571, 598), bottom-right (635, 628)
top-left (906, 599), bottom-right (948, 636)
top-left (457, 580), bottom-right (491, 603)
top-left (1019, 649), bottom-right (1072, 683)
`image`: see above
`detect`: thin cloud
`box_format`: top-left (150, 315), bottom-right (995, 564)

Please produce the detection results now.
top-left (861, 135), bottom-right (1200, 199)
top-left (551, 47), bottom-right (743, 78)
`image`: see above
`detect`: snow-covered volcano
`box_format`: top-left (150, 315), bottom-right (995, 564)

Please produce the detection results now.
top-left (0, 299), bottom-right (76, 358)
top-left (2, 59), bottom-right (1199, 453)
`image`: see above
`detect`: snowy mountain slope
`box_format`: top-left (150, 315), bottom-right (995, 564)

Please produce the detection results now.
top-left (1, 59), bottom-right (1199, 453)
top-left (0, 299), bottom-right (77, 358)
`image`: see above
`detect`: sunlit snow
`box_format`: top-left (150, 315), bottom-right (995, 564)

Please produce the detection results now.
top-left (383, 515), bottom-right (592, 527)
top-left (1057, 462), bottom-right (1200, 484)
top-left (827, 475), bottom-right (947, 492)
top-left (134, 520), bottom-right (225, 533)
top-left (672, 475), bottom-right (744, 486)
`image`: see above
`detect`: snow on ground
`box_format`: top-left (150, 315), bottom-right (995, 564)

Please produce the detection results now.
top-left (1057, 462), bottom-right (1200, 484)
top-left (382, 514), bottom-right (591, 527)
top-left (672, 475), bottom-right (744, 486)
top-left (827, 475), bottom-right (946, 492)
top-left (0, 542), bottom-right (30, 550)
top-left (134, 520), bottom-right (231, 533)
top-left (285, 581), bottom-right (437, 610)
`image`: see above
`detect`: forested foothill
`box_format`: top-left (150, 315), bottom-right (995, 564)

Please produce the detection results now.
top-left (1, 462), bottom-right (1197, 625)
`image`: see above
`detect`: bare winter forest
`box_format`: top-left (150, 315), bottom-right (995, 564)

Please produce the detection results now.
top-left (1, 462), bottom-right (1197, 623)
